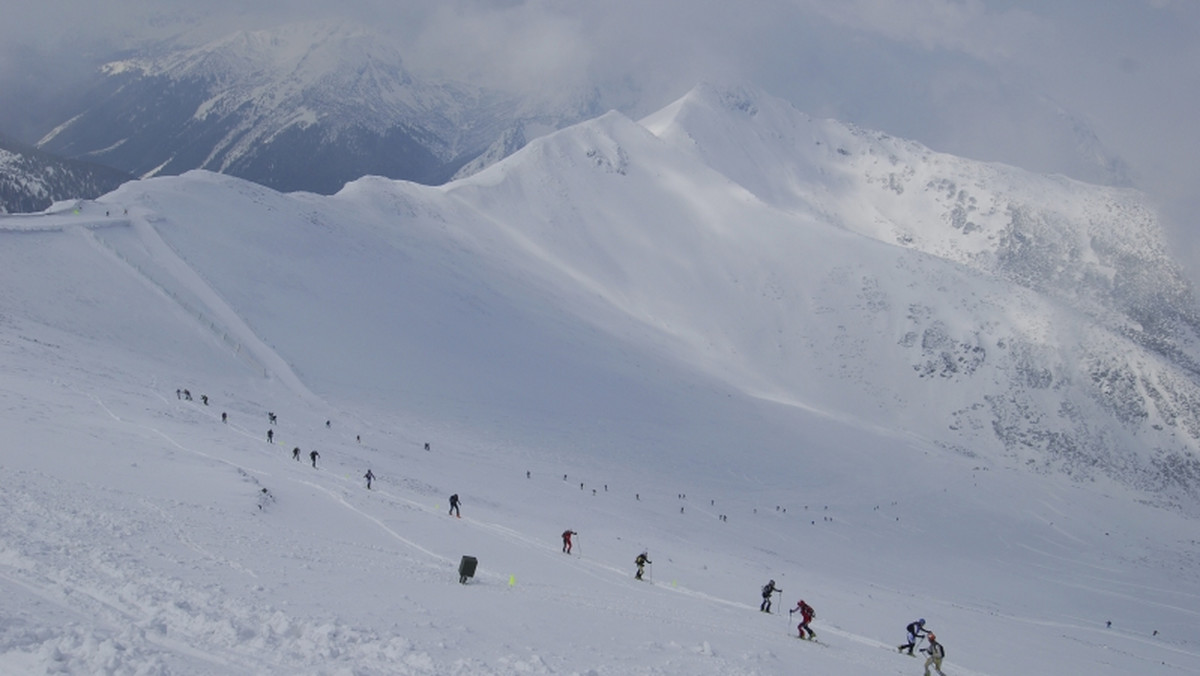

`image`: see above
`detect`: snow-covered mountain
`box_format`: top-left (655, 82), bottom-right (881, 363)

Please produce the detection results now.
top-left (32, 22), bottom-right (581, 194)
top-left (2, 84), bottom-right (1198, 674)
top-left (643, 84), bottom-right (1200, 505)
top-left (0, 134), bottom-right (131, 213)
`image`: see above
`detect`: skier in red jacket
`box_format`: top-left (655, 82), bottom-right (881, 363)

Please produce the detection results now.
top-left (791, 599), bottom-right (817, 640)
top-left (562, 530), bottom-right (577, 553)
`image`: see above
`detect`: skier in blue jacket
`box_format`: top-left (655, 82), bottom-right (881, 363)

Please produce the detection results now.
top-left (899, 618), bottom-right (928, 655)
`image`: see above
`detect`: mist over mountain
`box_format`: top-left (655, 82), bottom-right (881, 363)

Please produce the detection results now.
top-left (30, 22), bottom-right (596, 195)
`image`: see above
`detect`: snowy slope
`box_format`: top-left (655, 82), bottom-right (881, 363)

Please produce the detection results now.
top-left (2, 88), bottom-right (1199, 675)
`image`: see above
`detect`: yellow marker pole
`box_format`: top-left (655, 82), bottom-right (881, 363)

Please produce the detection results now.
top-left (509, 575), bottom-right (517, 587)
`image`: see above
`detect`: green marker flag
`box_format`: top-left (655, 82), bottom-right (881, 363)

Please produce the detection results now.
top-left (509, 574), bottom-right (516, 587)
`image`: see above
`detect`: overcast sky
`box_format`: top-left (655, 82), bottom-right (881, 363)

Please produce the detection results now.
top-left (4, 0), bottom-right (1199, 271)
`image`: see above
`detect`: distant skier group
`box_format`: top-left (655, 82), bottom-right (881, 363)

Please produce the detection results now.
top-left (178, 385), bottom-right (949, 671)
top-left (174, 388), bottom-right (385, 486)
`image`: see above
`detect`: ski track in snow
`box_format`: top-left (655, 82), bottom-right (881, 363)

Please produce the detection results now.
top-left (297, 479), bottom-right (448, 564)
top-left (77, 382), bottom-right (270, 480)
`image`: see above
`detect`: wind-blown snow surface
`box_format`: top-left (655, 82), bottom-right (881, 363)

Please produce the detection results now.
top-left (2, 88), bottom-right (1200, 674)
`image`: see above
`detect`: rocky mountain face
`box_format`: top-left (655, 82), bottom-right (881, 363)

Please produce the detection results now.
top-left (0, 135), bottom-right (131, 213)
